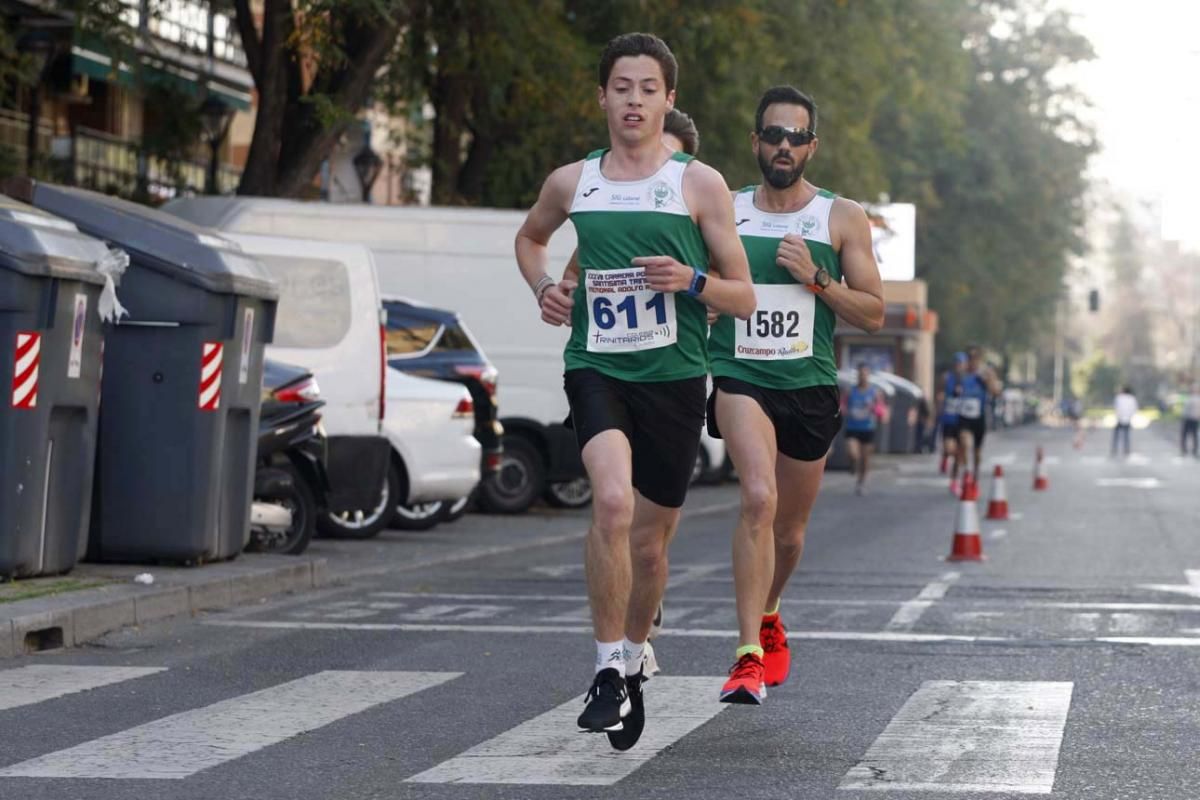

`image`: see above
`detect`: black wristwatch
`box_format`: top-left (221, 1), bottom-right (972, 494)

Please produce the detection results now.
top-left (686, 270), bottom-right (708, 297)
top-left (811, 267), bottom-right (830, 292)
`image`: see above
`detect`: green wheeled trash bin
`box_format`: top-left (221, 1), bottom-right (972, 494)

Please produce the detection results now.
top-left (0, 197), bottom-right (111, 578)
top-left (8, 181), bottom-right (279, 564)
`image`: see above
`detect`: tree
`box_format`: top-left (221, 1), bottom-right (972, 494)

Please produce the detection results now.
top-left (232, 0), bottom-right (414, 197)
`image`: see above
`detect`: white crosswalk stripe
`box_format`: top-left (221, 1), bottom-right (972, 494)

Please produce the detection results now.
top-left (0, 666), bottom-right (165, 713)
top-left (839, 680), bottom-right (1074, 794)
top-left (408, 676), bottom-right (726, 786)
top-left (0, 670), bottom-right (459, 779)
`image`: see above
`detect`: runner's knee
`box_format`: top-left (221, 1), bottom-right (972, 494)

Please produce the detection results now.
top-left (591, 484), bottom-right (634, 536)
top-left (738, 479), bottom-right (777, 529)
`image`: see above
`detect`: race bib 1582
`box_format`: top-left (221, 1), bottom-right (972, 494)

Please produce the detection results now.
top-left (585, 267), bottom-right (677, 353)
top-left (735, 284), bottom-right (815, 361)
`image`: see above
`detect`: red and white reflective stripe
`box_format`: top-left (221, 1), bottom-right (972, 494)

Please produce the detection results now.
top-left (198, 342), bottom-right (223, 411)
top-left (11, 332), bottom-right (41, 409)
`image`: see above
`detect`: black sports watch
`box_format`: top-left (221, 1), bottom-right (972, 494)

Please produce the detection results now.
top-left (811, 267), bottom-right (832, 292)
top-left (686, 270), bottom-right (708, 297)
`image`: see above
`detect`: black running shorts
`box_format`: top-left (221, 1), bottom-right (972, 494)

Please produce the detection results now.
top-left (563, 368), bottom-right (706, 509)
top-left (845, 429), bottom-right (875, 445)
top-left (959, 417), bottom-right (986, 449)
top-left (707, 377), bottom-right (842, 462)
top-left (942, 421), bottom-right (960, 440)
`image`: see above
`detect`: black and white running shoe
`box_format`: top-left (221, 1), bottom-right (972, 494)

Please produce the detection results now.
top-left (607, 671), bottom-right (646, 750)
top-left (577, 668), bottom-right (631, 732)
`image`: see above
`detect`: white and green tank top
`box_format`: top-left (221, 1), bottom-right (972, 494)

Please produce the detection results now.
top-left (564, 149), bottom-right (710, 382)
top-left (708, 186), bottom-right (842, 390)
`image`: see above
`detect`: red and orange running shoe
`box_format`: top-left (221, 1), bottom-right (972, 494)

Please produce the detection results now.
top-left (760, 613), bottom-right (792, 687)
top-left (719, 652), bottom-right (767, 705)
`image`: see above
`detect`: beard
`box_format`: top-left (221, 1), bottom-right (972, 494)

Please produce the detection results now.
top-left (757, 149), bottom-right (808, 189)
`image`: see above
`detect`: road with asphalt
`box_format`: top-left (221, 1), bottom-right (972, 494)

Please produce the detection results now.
top-left (1, 422), bottom-right (1198, 799)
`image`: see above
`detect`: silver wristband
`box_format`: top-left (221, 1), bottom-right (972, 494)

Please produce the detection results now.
top-left (532, 276), bottom-right (555, 302)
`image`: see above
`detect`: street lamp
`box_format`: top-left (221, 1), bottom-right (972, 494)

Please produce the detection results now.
top-left (17, 29), bottom-right (57, 175)
top-left (352, 142), bottom-right (383, 203)
top-left (199, 93), bottom-right (234, 195)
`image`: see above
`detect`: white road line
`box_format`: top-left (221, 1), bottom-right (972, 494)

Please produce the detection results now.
top-left (202, 619), bottom-right (1009, 644)
top-left (1186, 570), bottom-right (1200, 588)
top-left (1010, 512), bottom-right (1024, 520)
top-left (0, 671), bottom-right (459, 779)
top-left (0, 666), bottom-right (165, 713)
top-left (990, 528), bottom-right (1008, 540)
top-left (1109, 613), bottom-right (1148, 634)
top-left (884, 572), bottom-right (960, 632)
top-left (839, 680), bottom-right (1074, 794)
top-left (371, 590), bottom-right (1200, 614)
top-left (407, 677), bottom-right (724, 785)
top-left (1099, 474), bottom-right (1161, 489)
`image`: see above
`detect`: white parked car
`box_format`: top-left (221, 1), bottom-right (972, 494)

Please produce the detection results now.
top-left (384, 367), bottom-right (481, 531)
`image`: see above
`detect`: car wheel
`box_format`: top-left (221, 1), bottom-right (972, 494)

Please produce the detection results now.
top-left (439, 494), bottom-right (473, 523)
top-left (318, 460), bottom-right (399, 539)
top-left (543, 477), bottom-right (592, 508)
top-left (391, 500), bottom-right (445, 531)
top-left (477, 437), bottom-right (544, 514)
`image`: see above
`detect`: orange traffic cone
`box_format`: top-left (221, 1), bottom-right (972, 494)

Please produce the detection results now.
top-left (1033, 447), bottom-right (1049, 491)
top-left (961, 470), bottom-right (979, 501)
top-left (947, 496), bottom-right (984, 561)
top-left (986, 465), bottom-right (1009, 520)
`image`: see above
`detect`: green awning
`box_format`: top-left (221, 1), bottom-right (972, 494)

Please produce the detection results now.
top-left (71, 39), bottom-right (252, 111)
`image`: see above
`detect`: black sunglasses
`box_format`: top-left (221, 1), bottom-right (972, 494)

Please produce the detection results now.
top-left (757, 125), bottom-right (816, 146)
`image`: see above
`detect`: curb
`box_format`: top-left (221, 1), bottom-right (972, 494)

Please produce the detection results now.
top-left (0, 557), bottom-right (327, 659)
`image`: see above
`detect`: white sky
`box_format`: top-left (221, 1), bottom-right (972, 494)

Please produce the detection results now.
top-left (1055, 0), bottom-right (1200, 248)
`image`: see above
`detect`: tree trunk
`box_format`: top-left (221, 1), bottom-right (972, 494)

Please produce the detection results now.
top-left (236, 0), bottom-right (293, 196)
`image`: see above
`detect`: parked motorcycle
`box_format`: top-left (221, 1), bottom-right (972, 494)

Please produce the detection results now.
top-left (249, 359), bottom-right (329, 555)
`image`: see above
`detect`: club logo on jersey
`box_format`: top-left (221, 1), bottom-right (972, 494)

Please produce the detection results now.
top-left (796, 214), bottom-right (819, 237)
top-left (736, 218), bottom-right (750, 227)
top-left (649, 180), bottom-right (673, 209)
top-left (582, 186), bottom-right (600, 198)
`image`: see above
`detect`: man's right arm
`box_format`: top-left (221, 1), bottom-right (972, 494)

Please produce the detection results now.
top-left (516, 163), bottom-right (581, 324)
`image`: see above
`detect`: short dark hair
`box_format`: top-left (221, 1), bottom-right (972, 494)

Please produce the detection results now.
top-left (663, 108), bottom-right (699, 155)
top-left (599, 33), bottom-right (678, 93)
top-left (755, 85), bottom-right (818, 134)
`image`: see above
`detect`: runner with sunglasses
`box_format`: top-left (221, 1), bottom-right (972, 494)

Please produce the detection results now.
top-left (706, 85), bottom-right (884, 704)
top-left (516, 33), bottom-right (754, 747)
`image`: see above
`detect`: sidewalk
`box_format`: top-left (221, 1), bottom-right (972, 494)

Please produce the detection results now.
top-left (0, 555), bottom-right (327, 659)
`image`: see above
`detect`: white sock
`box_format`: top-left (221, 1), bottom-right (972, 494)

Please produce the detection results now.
top-left (623, 638), bottom-right (646, 676)
top-left (596, 640), bottom-right (625, 677)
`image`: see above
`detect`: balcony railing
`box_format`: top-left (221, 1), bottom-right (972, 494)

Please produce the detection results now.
top-left (119, 0), bottom-right (248, 69)
top-left (71, 126), bottom-right (242, 201)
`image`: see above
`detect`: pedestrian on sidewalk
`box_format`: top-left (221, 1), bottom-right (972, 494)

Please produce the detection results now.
top-left (1182, 385), bottom-right (1200, 457)
top-left (1112, 386), bottom-right (1137, 457)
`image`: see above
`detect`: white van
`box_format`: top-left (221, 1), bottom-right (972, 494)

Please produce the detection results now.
top-left (216, 233), bottom-right (393, 538)
top-left (164, 199), bottom-right (583, 513)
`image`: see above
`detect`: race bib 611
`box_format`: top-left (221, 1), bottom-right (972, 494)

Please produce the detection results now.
top-left (585, 267), bottom-right (677, 353)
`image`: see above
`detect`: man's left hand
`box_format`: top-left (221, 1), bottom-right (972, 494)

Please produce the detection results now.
top-left (777, 234), bottom-right (818, 284)
top-left (634, 255), bottom-right (694, 293)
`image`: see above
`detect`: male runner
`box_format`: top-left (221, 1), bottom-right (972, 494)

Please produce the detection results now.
top-left (547, 107), bottom-right (702, 643)
top-left (515, 33), bottom-right (754, 744)
top-left (706, 85), bottom-right (884, 704)
top-left (957, 346), bottom-right (1000, 483)
top-left (938, 353), bottom-right (968, 495)
top-left (844, 363), bottom-right (886, 495)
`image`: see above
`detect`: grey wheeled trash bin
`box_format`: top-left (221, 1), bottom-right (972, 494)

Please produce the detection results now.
top-left (10, 181), bottom-right (278, 564)
top-left (0, 198), bottom-right (110, 577)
